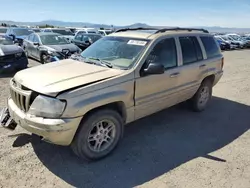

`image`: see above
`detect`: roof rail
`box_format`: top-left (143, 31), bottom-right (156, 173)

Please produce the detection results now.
top-left (155, 27), bottom-right (209, 34)
top-left (114, 27), bottom-right (160, 33)
top-left (114, 27), bottom-right (209, 34)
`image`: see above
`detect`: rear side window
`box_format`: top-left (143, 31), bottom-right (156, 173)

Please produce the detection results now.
top-left (179, 36), bottom-right (203, 65)
top-left (200, 36), bottom-right (220, 58)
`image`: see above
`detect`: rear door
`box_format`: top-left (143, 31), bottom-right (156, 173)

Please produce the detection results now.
top-left (199, 36), bottom-right (223, 76)
top-left (175, 36), bottom-right (205, 102)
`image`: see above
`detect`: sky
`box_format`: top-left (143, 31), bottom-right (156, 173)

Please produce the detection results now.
top-left (1, 0), bottom-right (250, 27)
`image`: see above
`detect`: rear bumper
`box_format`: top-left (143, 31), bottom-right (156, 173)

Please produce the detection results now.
top-left (213, 70), bottom-right (223, 86)
top-left (0, 56), bottom-right (28, 73)
top-left (8, 98), bottom-right (82, 146)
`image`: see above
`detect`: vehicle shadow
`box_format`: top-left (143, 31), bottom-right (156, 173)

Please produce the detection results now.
top-left (21, 96), bottom-right (250, 188)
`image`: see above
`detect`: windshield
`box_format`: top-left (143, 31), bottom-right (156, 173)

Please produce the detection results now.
top-left (228, 35), bottom-right (240, 40)
top-left (81, 36), bottom-right (149, 69)
top-left (0, 28), bottom-right (7, 33)
top-left (52, 29), bottom-right (74, 35)
top-left (40, 34), bottom-right (69, 45)
top-left (13, 29), bottom-right (33, 36)
top-left (84, 35), bottom-right (102, 42)
top-left (0, 36), bottom-right (13, 45)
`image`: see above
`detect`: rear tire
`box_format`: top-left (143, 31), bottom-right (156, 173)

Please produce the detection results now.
top-left (190, 79), bottom-right (212, 112)
top-left (71, 109), bottom-right (123, 161)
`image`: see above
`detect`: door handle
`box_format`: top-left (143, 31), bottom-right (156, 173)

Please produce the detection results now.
top-left (199, 64), bottom-right (206, 68)
top-left (170, 72), bottom-right (180, 78)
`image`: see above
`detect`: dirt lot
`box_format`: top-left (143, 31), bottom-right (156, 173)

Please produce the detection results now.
top-left (0, 52), bottom-right (250, 188)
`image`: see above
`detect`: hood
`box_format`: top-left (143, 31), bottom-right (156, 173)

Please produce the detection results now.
top-left (0, 44), bottom-right (23, 56)
top-left (14, 59), bottom-right (124, 96)
top-left (46, 43), bottom-right (79, 52)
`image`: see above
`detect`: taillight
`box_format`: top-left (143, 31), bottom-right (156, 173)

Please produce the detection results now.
top-left (221, 57), bottom-right (224, 70)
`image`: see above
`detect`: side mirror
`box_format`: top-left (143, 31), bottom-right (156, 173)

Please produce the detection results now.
top-left (33, 42), bottom-right (40, 46)
top-left (143, 62), bottom-right (165, 75)
top-left (10, 34), bottom-right (15, 41)
top-left (84, 40), bottom-right (90, 44)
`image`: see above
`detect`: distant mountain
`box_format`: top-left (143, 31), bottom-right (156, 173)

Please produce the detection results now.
top-left (1, 20), bottom-right (250, 33)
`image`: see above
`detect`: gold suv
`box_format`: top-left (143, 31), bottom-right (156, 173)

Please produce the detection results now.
top-left (1, 27), bottom-right (224, 161)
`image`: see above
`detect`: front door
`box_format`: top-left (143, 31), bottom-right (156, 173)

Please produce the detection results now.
top-left (135, 37), bottom-right (181, 120)
top-left (32, 35), bottom-right (41, 59)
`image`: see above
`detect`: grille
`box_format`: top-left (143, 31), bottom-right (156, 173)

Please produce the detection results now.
top-left (10, 79), bottom-right (32, 112)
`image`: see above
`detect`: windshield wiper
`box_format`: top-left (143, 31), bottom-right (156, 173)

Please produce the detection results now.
top-left (71, 54), bottom-right (113, 68)
top-left (84, 57), bottom-right (113, 68)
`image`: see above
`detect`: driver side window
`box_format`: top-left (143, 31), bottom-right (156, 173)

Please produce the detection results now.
top-left (28, 34), bottom-right (34, 42)
top-left (33, 35), bottom-right (39, 43)
top-left (147, 38), bottom-right (177, 69)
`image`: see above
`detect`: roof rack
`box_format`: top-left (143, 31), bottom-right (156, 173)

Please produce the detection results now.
top-left (114, 27), bottom-right (160, 33)
top-left (155, 27), bottom-right (209, 34)
top-left (114, 27), bottom-right (209, 34)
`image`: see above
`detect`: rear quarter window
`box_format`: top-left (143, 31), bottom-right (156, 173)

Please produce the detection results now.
top-left (200, 36), bottom-right (221, 58)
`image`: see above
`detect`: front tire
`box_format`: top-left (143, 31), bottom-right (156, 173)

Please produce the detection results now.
top-left (71, 109), bottom-right (123, 161)
top-left (190, 79), bottom-right (212, 112)
top-left (40, 54), bottom-right (49, 64)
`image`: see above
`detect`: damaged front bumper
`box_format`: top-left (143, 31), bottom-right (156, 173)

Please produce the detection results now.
top-left (1, 98), bottom-right (82, 146)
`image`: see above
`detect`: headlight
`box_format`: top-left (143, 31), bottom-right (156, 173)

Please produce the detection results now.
top-left (15, 52), bottom-right (23, 58)
top-left (28, 95), bottom-right (66, 118)
top-left (77, 48), bottom-right (82, 53)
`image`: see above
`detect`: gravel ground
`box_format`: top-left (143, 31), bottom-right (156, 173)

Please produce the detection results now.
top-left (0, 52), bottom-right (250, 188)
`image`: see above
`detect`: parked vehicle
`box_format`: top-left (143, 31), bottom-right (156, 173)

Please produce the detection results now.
top-left (98, 29), bottom-right (113, 36)
top-left (41, 28), bottom-right (75, 42)
top-left (215, 36), bottom-right (231, 50)
top-left (65, 27), bottom-right (77, 34)
top-left (0, 27), bottom-right (8, 36)
top-left (242, 36), bottom-right (250, 47)
top-left (221, 35), bottom-right (245, 49)
top-left (71, 33), bottom-right (102, 50)
top-left (74, 28), bottom-right (99, 35)
top-left (5, 27), bottom-right (34, 46)
top-left (0, 35), bottom-right (28, 74)
top-left (1, 27), bottom-right (223, 161)
top-left (30, 28), bottom-right (41, 33)
top-left (23, 32), bottom-right (81, 63)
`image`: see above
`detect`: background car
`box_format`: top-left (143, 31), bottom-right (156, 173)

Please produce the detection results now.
top-left (221, 35), bottom-right (245, 49)
top-left (5, 27), bottom-right (34, 46)
top-left (71, 33), bottom-right (102, 50)
top-left (214, 36), bottom-right (231, 50)
top-left (0, 27), bottom-right (8, 36)
top-left (242, 36), bottom-right (250, 48)
top-left (23, 32), bottom-right (81, 63)
top-left (98, 29), bottom-right (113, 36)
top-left (30, 28), bottom-right (41, 33)
top-left (41, 28), bottom-right (75, 42)
top-left (74, 28), bottom-right (99, 36)
top-left (0, 35), bottom-right (28, 74)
